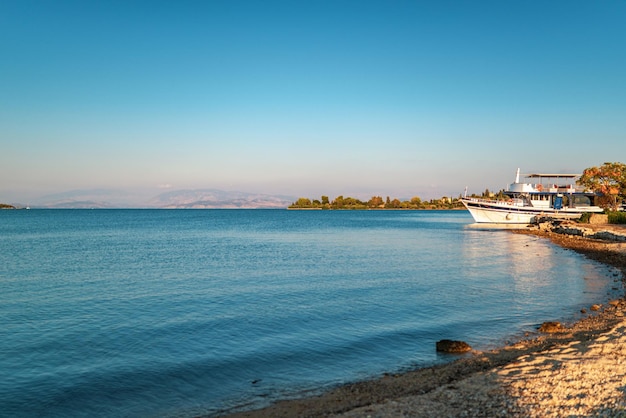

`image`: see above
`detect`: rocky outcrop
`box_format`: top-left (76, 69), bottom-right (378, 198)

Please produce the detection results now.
top-left (533, 219), bottom-right (626, 242)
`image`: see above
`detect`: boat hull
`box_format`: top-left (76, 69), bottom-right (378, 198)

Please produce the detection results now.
top-left (461, 198), bottom-right (589, 224)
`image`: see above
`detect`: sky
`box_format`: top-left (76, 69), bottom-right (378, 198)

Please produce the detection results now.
top-left (1, 0), bottom-right (625, 204)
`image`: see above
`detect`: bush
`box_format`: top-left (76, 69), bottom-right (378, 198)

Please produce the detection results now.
top-left (608, 211), bottom-right (626, 224)
top-left (578, 212), bottom-right (592, 224)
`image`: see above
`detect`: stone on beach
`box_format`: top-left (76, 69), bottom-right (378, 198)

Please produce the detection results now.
top-left (538, 321), bottom-right (564, 333)
top-left (436, 339), bottom-right (472, 353)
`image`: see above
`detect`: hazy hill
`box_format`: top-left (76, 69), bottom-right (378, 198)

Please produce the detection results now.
top-left (149, 189), bottom-right (294, 209)
top-left (30, 189), bottom-right (135, 208)
top-left (27, 188), bottom-right (295, 209)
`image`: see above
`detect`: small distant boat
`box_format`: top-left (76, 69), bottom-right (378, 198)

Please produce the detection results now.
top-left (461, 169), bottom-right (604, 224)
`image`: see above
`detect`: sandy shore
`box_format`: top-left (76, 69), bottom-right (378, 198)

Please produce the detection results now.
top-left (225, 223), bottom-right (626, 418)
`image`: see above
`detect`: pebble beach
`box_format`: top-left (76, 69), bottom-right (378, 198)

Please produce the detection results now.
top-left (227, 223), bottom-right (626, 417)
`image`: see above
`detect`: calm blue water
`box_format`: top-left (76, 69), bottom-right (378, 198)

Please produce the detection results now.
top-left (0, 209), bottom-right (621, 417)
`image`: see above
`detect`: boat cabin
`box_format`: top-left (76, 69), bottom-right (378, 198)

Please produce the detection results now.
top-left (505, 172), bottom-right (598, 210)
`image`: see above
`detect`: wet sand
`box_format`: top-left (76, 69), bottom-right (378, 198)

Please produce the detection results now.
top-left (224, 223), bottom-right (626, 418)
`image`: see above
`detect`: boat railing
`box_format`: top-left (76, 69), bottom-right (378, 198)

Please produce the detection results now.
top-left (523, 182), bottom-right (590, 194)
top-left (465, 197), bottom-right (523, 206)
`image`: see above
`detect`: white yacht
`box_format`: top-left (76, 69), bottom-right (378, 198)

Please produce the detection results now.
top-left (461, 169), bottom-right (604, 224)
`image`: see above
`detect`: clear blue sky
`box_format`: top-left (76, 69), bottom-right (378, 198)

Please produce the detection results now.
top-left (2, 0), bottom-right (625, 203)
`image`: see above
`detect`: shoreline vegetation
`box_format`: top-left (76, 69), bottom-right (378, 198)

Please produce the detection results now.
top-left (224, 222), bottom-right (626, 418)
top-left (287, 193), bottom-right (494, 210)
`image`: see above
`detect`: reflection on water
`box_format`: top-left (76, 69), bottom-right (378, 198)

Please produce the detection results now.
top-left (465, 223), bottom-right (531, 230)
top-left (460, 226), bottom-right (619, 339)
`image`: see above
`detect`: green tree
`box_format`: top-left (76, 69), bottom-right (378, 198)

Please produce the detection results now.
top-left (292, 197), bottom-right (312, 208)
top-left (321, 196), bottom-right (329, 205)
top-left (577, 162), bottom-right (626, 210)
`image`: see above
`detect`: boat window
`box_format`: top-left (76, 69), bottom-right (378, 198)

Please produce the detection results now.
top-left (571, 195), bottom-right (592, 206)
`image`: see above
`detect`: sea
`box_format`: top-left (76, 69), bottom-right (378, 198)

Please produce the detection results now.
top-left (0, 209), bottom-right (622, 417)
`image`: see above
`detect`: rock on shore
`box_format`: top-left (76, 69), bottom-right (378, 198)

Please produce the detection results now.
top-left (534, 218), bottom-right (626, 243)
top-left (538, 321), bottom-right (563, 333)
top-left (436, 339), bottom-right (472, 353)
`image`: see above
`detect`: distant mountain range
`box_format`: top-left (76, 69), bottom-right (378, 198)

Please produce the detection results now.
top-left (18, 189), bottom-right (296, 209)
top-left (149, 189), bottom-right (295, 209)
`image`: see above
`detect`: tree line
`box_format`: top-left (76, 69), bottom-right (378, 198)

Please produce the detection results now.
top-left (289, 194), bottom-right (468, 210)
